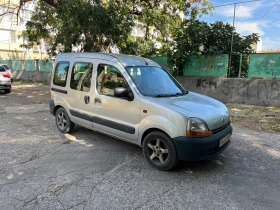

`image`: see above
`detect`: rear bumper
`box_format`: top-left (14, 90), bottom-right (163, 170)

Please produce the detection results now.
top-left (0, 84), bottom-right (11, 90)
top-left (173, 124), bottom-right (232, 161)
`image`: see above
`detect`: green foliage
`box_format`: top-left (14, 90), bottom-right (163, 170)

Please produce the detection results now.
top-left (124, 0), bottom-right (213, 57)
top-left (22, 0), bottom-right (213, 57)
top-left (22, 0), bottom-right (133, 57)
top-left (170, 20), bottom-right (260, 75)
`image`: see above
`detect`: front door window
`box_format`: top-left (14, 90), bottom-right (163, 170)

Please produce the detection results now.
top-left (96, 64), bottom-right (128, 96)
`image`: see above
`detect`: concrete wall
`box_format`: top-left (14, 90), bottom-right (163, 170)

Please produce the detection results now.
top-left (13, 70), bottom-right (51, 83)
top-left (11, 72), bottom-right (280, 106)
top-left (175, 76), bottom-right (280, 106)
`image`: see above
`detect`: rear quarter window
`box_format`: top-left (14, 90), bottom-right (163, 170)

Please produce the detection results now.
top-left (0, 66), bottom-right (6, 72)
top-left (53, 61), bottom-right (70, 87)
top-left (3, 65), bottom-right (10, 70)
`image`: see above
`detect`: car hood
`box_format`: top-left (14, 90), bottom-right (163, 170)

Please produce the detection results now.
top-left (152, 92), bottom-right (230, 130)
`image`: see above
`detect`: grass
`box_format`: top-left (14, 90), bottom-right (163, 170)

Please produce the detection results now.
top-left (226, 103), bottom-right (280, 134)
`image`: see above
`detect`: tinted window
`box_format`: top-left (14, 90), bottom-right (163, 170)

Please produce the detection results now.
top-left (3, 65), bottom-right (10, 70)
top-left (70, 62), bottom-right (93, 92)
top-left (97, 64), bottom-right (128, 96)
top-left (0, 66), bottom-right (6, 72)
top-left (53, 61), bottom-right (70, 87)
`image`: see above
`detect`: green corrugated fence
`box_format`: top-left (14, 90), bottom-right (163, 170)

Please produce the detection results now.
top-left (0, 59), bottom-right (54, 71)
top-left (11, 60), bottom-right (22, 71)
top-left (0, 54), bottom-right (279, 78)
top-left (150, 56), bottom-right (173, 74)
top-left (150, 55), bottom-right (228, 77)
top-left (39, 60), bottom-right (53, 72)
top-left (0, 60), bottom-right (9, 65)
top-left (183, 54), bottom-right (228, 77)
top-left (248, 53), bottom-right (280, 78)
top-left (25, 60), bottom-right (36, 71)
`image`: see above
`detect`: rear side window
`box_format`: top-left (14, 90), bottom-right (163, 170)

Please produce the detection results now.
top-left (53, 61), bottom-right (70, 87)
top-left (70, 62), bottom-right (93, 92)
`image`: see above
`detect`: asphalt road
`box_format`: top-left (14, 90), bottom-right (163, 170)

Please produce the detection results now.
top-left (0, 84), bottom-right (280, 210)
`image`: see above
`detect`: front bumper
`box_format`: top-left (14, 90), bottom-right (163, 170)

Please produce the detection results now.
top-left (173, 124), bottom-right (232, 161)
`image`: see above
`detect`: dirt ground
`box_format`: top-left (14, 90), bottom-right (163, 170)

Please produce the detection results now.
top-left (0, 82), bottom-right (50, 108)
top-left (1, 82), bottom-right (279, 134)
top-left (226, 103), bottom-right (280, 134)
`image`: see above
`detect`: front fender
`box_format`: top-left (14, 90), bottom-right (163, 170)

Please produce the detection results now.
top-left (138, 115), bottom-right (185, 144)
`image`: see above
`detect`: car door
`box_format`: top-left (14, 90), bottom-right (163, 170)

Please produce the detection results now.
top-left (92, 60), bottom-right (140, 142)
top-left (66, 59), bottom-right (94, 128)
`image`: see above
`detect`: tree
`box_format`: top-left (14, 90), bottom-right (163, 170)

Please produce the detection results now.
top-left (170, 20), bottom-right (259, 75)
top-left (121, 0), bottom-right (213, 57)
top-left (21, 0), bottom-right (213, 57)
top-left (22, 0), bottom-right (134, 56)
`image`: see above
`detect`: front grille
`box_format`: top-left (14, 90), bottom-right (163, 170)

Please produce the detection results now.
top-left (212, 122), bottom-right (230, 134)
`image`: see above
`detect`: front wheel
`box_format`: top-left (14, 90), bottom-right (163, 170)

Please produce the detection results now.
top-left (143, 131), bottom-right (178, 171)
top-left (55, 108), bottom-right (75, 133)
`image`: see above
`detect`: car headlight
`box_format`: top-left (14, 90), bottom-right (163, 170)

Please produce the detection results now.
top-left (187, 118), bottom-right (212, 137)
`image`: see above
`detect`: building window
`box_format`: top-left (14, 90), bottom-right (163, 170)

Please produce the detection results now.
top-left (0, 29), bottom-right (16, 43)
top-left (0, 7), bottom-right (15, 21)
top-left (53, 61), bottom-right (70, 87)
top-left (21, 10), bottom-right (32, 22)
top-left (10, 31), bottom-right (16, 43)
top-left (70, 62), bottom-right (93, 92)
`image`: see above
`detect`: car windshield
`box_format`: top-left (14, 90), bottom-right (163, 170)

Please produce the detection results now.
top-left (125, 66), bottom-right (187, 97)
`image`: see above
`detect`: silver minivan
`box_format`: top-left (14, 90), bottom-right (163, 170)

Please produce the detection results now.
top-left (50, 53), bottom-right (232, 170)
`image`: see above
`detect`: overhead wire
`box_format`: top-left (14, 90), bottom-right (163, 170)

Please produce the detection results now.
top-left (259, 0), bottom-right (280, 19)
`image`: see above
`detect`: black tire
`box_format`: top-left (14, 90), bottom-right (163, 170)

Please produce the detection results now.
top-left (143, 131), bottom-right (178, 171)
top-left (55, 108), bottom-right (75, 133)
top-left (4, 88), bottom-right (11, 94)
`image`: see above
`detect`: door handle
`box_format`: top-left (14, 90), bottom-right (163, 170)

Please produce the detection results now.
top-left (84, 96), bottom-right (90, 104)
top-left (94, 98), bottom-right (102, 105)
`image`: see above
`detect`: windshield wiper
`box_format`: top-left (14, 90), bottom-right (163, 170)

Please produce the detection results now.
top-left (156, 94), bottom-right (176, 97)
top-left (156, 91), bottom-right (188, 98)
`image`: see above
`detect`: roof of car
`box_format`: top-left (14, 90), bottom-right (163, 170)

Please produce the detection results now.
top-left (56, 53), bottom-right (161, 67)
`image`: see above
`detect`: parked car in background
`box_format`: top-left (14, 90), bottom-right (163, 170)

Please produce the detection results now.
top-left (0, 64), bottom-right (13, 82)
top-left (50, 53), bottom-right (232, 170)
top-left (0, 65), bottom-right (12, 94)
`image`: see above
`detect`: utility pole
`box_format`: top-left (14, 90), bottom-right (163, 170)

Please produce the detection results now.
top-left (228, 3), bottom-right (236, 77)
top-left (215, 0), bottom-right (261, 77)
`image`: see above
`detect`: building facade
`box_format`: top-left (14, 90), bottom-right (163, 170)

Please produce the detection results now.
top-left (0, 0), bottom-right (48, 60)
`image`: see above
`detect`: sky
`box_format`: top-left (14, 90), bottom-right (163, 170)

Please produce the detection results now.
top-left (200, 0), bottom-right (280, 51)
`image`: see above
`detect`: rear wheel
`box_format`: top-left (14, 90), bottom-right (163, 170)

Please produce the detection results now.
top-left (143, 131), bottom-right (178, 171)
top-left (55, 108), bottom-right (75, 133)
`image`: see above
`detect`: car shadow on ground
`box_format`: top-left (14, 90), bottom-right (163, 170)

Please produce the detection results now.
top-left (66, 125), bottom-right (224, 173)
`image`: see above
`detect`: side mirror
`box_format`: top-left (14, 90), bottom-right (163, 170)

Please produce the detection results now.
top-left (114, 87), bottom-right (134, 101)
